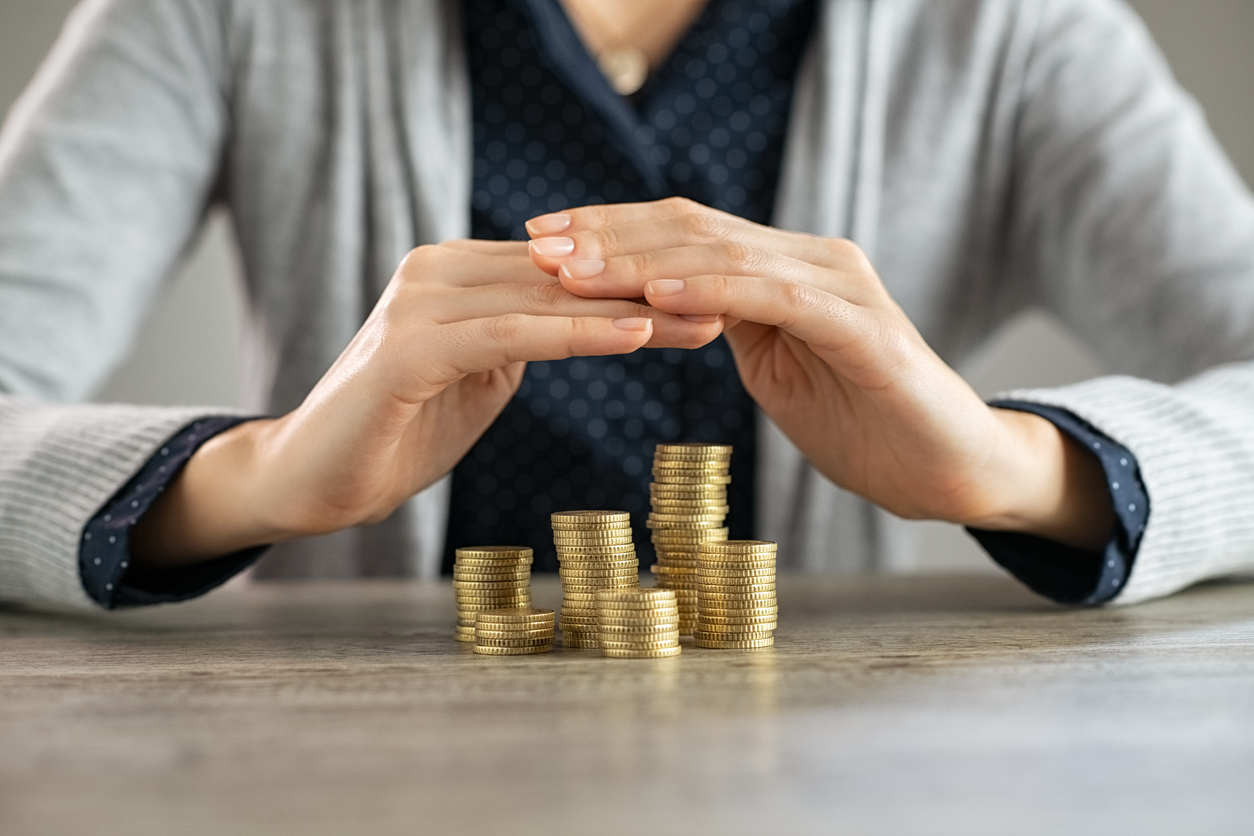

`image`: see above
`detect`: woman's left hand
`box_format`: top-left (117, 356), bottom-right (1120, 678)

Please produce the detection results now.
top-left (525, 198), bottom-right (1115, 550)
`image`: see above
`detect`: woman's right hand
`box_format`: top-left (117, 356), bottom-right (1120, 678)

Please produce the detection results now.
top-left (130, 240), bottom-right (723, 565)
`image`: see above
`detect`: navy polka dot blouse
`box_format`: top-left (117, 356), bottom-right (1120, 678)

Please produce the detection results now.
top-left (445, 0), bottom-right (818, 572)
top-left (78, 0), bottom-right (1151, 607)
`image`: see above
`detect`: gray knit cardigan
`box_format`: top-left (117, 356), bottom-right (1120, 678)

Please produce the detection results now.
top-left (2, 0), bottom-right (1253, 608)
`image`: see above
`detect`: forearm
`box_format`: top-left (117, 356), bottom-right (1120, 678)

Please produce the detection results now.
top-left (964, 408), bottom-right (1115, 551)
top-left (128, 418), bottom-right (289, 568)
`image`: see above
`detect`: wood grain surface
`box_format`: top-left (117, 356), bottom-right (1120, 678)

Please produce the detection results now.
top-left (1, 574), bottom-right (1252, 835)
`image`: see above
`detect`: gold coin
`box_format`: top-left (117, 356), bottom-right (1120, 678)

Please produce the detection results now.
top-left (559, 620), bottom-right (599, 630)
top-left (697, 582), bottom-right (777, 593)
top-left (647, 520), bottom-right (727, 531)
top-left (561, 636), bottom-right (602, 649)
top-left (699, 608), bottom-right (779, 619)
top-left (594, 587), bottom-right (674, 603)
top-left (651, 482), bottom-right (728, 494)
top-left (594, 604), bottom-right (679, 616)
top-left (475, 630), bottom-right (556, 642)
top-left (698, 615), bottom-right (778, 627)
top-left (454, 632), bottom-right (476, 643)
top-left (473, 644), bottom-right (553, 656)
top-left (697, 558), bottom-right (777, 569)
top-left (474, 607), bottom-right (553, 621)
top-left (554, 543), bottom-right (637, 554)
top-left (597, 623), bottom-right (680, 634)
top-left (554, 537), bottom-right (635, 547)
top-left (560, 566), bottom-right (640, 577)
top-left (550, 510), bottom-right (631, 525)
top-left (652, 472), bottom-right (732, 484)
top-left (594, 641), bottom-right (677, 651)
top-left (694, 636), bottom-right (774, 649)
top-left (652, 527), bottom-right (729, 539)
top-left (648, 511), bottom-right (728, 522)
top-left (694, 626), bottom-right (774, 638)
top-left (602, 645), bottom-right (683, 659)
top-left (594, 611), bottom-right (682, 624)
top-left (455, 546), bottom-right (533, 558)
top-left (453, 560), bottom-right (532, 570)
top-left (596, 616), bottom-right (680, 627)
top-left (653, 456), bottom-right (732, 467)
top-left (557, 555), bottom-right (638, 564)
top-left (452, 578), bottom-right (530, 589)
top-left (652, 507), bottom-right (729, 517)
top-left (699, 540), bottom-right (777, 552)
top-left (699, 594), bottom-right (777, 606)
top-left (455, 596), bottom-right (532, 606)
top-left (655, 442), bottom-right (732, 457)
top-left (453, 573), bottom-right (532, 584)
top-left (474, 636), bottom-right (555, 647)
top-left (697, 568), bottom-right (776, 579)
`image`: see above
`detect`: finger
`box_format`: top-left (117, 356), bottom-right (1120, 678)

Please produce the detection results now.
top-left (527, 213), bottom-right (850, 277)
top-left (419, 281), bottom-right (725, 349)
top-left (553, 241), bottom-right (867, 303)
top-left (399, 245), bottom-right (558, 289)
top-left (440, 239), bottom-right (530, 255)
top-left (434, 315), bottom-right (655, 379)
top-left (525, 198), bottom-right (710, 237)
top-left (643, 273), bottom-right (869, 353)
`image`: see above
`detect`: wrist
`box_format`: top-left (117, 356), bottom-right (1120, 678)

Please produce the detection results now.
top-left (130, 418), bottom-right (292, 567)
top-left (965, 408), bottom-right (1114, 551)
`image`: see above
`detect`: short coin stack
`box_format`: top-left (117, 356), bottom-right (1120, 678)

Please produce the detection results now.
top-left (595, 588), bottom-right (681, 658)
top-left (473, 608), bottom-right (556, 655)
top-left (553, 511), bottom-right (639, 648)
top-left (695, 540), bottom-right (777, 649)
top-left (453, 546), bottom-right (533, 642)
top-left (648, 443), bottom-right (732, 635)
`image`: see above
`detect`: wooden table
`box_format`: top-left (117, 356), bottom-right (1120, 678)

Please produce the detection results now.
top-left (2, 575), bottom-right (1252, 835)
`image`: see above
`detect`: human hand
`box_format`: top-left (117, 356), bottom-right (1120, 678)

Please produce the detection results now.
top-left (131, 240), bottom-right (724, 564)
top-left (526, 200), bottom-right (1114, 549)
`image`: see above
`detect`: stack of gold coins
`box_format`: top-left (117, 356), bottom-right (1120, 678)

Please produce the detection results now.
top-left (648, 443), bottom-right (732, 635)
top-left (453, 546), bottom-right (533, 642)
top-left (695, 540), bottom-right (777, 649)
top-left (473, 607), bottom-right (556, 655)
top-left (595, 587), bottom-right (681, 658)
top-left (553, 510), bottom-right (639, 648)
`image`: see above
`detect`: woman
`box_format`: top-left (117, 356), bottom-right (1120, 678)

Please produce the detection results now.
top-left (1, 0), bottom-right (1252, 609)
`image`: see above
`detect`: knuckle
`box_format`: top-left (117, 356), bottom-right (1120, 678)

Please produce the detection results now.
top-left (583, 225), bottom-right (623, 256)
top-left (482, 313), bottom-right (523, 343)
top-left (718, 240), bottom-right (761, 272)
top-left (680, 210), bottom-right (727, 243)
top-left (397, 244), bottom-right (443, 277)
top-left (661, 196), bottom-right (699, 214)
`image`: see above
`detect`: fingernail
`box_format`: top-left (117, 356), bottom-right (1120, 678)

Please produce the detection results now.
top-left (680, 314), bottom-right (721, 323)
top-left (560, 260), bottom-right (606, 281)
top-left (647, 279), bottom-right (686, 296)
top-left (612, 317), bottom-right (652, 331)
top-left (529, 237), bottom-right (575, 257)
top-left (525, 213), bottom-right (572, 236)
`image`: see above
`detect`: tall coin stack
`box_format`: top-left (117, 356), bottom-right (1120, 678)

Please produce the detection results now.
top-left (595, 588), bottom-right (682, 658)
top-left (473, 607), bottom-right (556, 656)
top-left (695, 540), bottom-right (777, 649)
top-left (453, 546), bottom-right (533, 642)
top-left (648, 443), bottom-right (732, 635)
top-left (552, 511), bottom-right (639, 648)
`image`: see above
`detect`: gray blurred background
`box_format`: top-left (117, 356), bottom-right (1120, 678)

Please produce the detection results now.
top-left (2, 1), bottom-right (1252, 574)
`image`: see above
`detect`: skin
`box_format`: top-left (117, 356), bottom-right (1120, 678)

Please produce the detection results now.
top-left (525, 199), bottom-right (1115, 550)
top-left (130, 241), bottom-right (721, 564)
top-left (132, 2), bottom-right (1114, 566)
